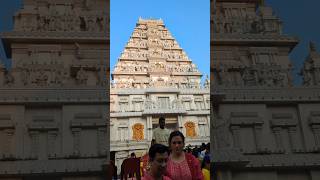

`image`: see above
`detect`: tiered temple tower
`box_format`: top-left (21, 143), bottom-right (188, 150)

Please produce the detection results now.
top-left (0, 0), bottom-right (108, 179)
top-left (212, 0), bottom-right (320, 179)
top-left (110, 18), bottom-right (210, 171)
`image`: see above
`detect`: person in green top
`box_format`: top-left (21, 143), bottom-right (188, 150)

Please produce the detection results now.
top-left (152, 117), bottom-right (171, 146)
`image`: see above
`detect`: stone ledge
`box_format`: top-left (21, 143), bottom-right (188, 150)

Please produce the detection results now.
top-left (111, 88), bottom-right (209, 95)
top-left (215, 87), bottom-right (320, 102)
top-left (0, 89), bottom-right (107, 103)
top-left (0, 158), bottom-right (106, 175)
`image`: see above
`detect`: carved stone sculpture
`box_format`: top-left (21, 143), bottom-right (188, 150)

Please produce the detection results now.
top-left (76, 68), bottom-right (88, 85)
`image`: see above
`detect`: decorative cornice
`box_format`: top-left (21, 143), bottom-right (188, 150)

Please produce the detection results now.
top-left (0, 88), bottom-right (107, 104)
top-left (1, 31), bottom-right (108, 58)
top-left (110, 112), bottom-right (142, 118)
top-left (212, 34), bottom-right (299, 48)
top-left (70, 121), bottom-right (106, 128)
top-left (142, 108), bottom-right (187, 115)
top-left (111, 109), bottom-right (209, 117)
top-left (110, 140), bottom-right (149, 151)
top-left (245, 154), bottom-right (320, 168)
top-left (110, 88), bottom-right (209, 95)
top-left (185, 110), bottom-right (210, 116)
top-left (1, 31), bottom-right (108, 39)
top-left (27, 122), bottom-right (59, 131)
top-left (216, 87), bottom-right (320, 103)
top-left (0, 158), bottom-right (105, 174)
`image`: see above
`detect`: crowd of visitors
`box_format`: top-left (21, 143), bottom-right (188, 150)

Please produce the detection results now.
top-left (112, 117), bottom-right (211, 180)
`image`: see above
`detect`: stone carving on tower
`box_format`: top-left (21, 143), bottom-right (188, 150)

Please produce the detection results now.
top-left (112, 18), bottom-right (202, 90)
top-left (0, 0), bottom-right (108, 179)
top-left (213, 0), bottom-right (293, 88)
top-left (1, 0), bottom-right (108, 89)
top-left (212, 1), bottom-right (320, 180)
top-left (110, 18), bottom-right (210, 173)
top-left (301, 42), bottom-right (320, 86)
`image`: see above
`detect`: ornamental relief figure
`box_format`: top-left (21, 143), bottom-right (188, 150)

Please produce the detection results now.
top-left (132, 123), bottom-right (144, 141)
top-left (163, 40), bottom-right (174, 48)
top-left (184, 122), bottom-right (196, 138)
top-left (34, 69), bottom-right (49, 86)
top-left (146, 28), bottom-right (159, 37)
top-left (161, 30), bottom-right (172, 39)
top-left (144, 97), bottom-right (156, 109)
top-left (3, 71), bottom-right (14, 86)
top-left (76, 68), bottom-right (88, 85)
top-left (127, 39), bottom-right (147, 48)
top-left (15, 66), bottom-right (71, 87)
top-left (214, 6), bottom-right (280, 35)
top-left (241, 68), bottom-right (257, 86)
top-left (121, 49), bottom-right (148, 59)
top-left (147, 38), bottom-right (162, 48)
top-left (132, 29), bottom-right (146, 37)
top-left (17, 3), bottom-right (107, 32)
top-left (149, 48), bottom-right (163, 58)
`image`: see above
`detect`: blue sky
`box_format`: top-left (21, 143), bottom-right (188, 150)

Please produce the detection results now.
top-left (110, 0), bottom-right (210, 80)
top-left (0, 0), bottom-right (22, 67)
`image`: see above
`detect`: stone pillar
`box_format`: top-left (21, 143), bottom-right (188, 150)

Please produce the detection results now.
top-left (119, 127), bottom-right (128, 141)
top-left (205, 98), bottom-right (210, 110)
top-left (254, 125), bottom-right (263, 151)
top-left (71, 128), bottom-right (81, 155)
top-left (125, 126), bottom-right (129, 141)
top-left (97, 127), bottom-right (106, 156)
top-left (178, 115), bottom-right (183, 132)
top-left (0, 66), bottom-right (5, 85)
top-left (146, 116), bottom-right (152, 141)
top-left (230, 126), bottom-right (241, 149)
top-left (272, 127), bottom-right (283, 151)
top-left (288, 126), bottom-right (299, 151)
top-left (30, 131), bottom-right (39, 159)
top-left (314, 68), bottom-right (320, 85)
top-left (119, 128), bottom-right (123, 141)
top-left (129, 100), bottom-right (134, 112)
top-left (3, 129), bottom-right (14, 157)
top-left (136, 101), bottom-right (141, 111)
top-left (253, 52), bottom-right (258, 65)
top-left (47, 130), bottom-right (58, 157)
top-left (311, 125), bottom-right (320, 149)
top-left (198, 124), bottom-right (204, 137)
top-left (206, 115), bottom-right (210, 137)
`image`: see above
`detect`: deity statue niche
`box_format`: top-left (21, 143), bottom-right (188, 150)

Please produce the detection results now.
top-left (3, 71), bottom-right (14, 86)
top-left (132, 123), bottom-right (144, 141)
top-left (204, 75), bottom-right (210, 89)
top-left (96, 17), bottom-right (104, 32)
top-left (217, 67), bottom-right (229, 86)
top-left (144, 97), bottom-right (155, 109)
top-left (184, 122), bottom-right (196, 138)
top-left (301, 42), bottom-right (320, 86)
top-left (76, 68), bottom-right (88, 85)
top-left (87, 17), bottom-right (95, 32)
top-left (35, 69), bottom-right (49, 86)
top-left (79, 17), bottom-right (87, 31)
top-left (147, 28), bottom-right (158, 37)
top-left (250, 16), bottom-right (265, 34)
